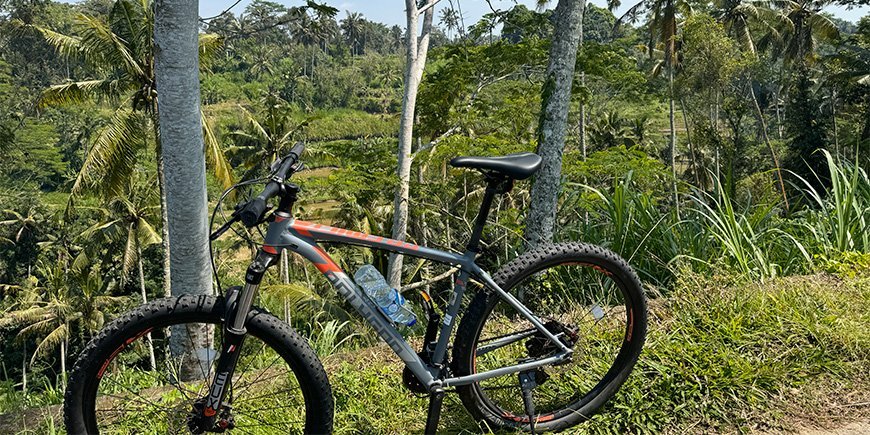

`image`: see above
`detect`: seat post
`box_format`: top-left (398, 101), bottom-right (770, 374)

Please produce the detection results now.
top-left (466, 175), bottom-right (512, 253)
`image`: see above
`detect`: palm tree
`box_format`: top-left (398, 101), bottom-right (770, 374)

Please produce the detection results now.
top-left (614, 0), bottom-right (693, 214)
top-left (0, 205), bottom-right (42, 280)
top-left (439, 7), bottom-right (460, 40)
top-left (767, 0), bottom-right (839, 66)
top-left (229, 94), bottom-right (312, 178)
top-left (714, 0), bottom-right (790, 208)
top-left (28, 0), bottom-right (232, 296)
top-left (340, 11), bottom-right (365, 56)
top-left (81, 176), bottom-right (160, 369)
top-left (0, 261), bottom-right (127, 385)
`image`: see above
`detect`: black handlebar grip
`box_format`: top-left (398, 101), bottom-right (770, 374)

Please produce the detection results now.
top-left (239, 197), bottom-right (267, 227)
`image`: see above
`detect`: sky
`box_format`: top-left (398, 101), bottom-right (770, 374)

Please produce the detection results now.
top-left (195, 0), bottom-right (869, 27)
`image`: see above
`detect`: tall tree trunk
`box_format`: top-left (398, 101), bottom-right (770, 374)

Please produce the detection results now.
top-left (680, 98), bottom-right (700, 187)
top-left (155, 0), bottom-right (214, 381)
top-left (21, 343), bottom-right (26, 395)
top-left (578, 7), bottom-right (588, 227)
top-left (59, 337), bottom-right (66, 387)
top-left (137, 246), bottom-right (157, 371)
top-left (280, 250), bottom-right (289, 284)
top-left (156, 143), bottom-right (171, 298)
top-left (524, 0), bottom-right (585, 250)
top-left (748, 81), bottom-right (789, 210)
top-left (714, 90), bottom-right (721, 185)
top-left (387, 0), bottom-right (437, 288)
top-left (668, 65), bottom-right (680, 217)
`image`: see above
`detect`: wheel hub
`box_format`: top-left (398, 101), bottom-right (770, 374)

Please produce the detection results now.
top-left (525, 319), bottom-right (579, 361)
top-left (187, 398), bottom-right (235, 433)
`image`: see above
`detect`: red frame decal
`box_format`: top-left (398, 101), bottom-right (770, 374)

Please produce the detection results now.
top-left (291, 220), bottom-right (420, 251)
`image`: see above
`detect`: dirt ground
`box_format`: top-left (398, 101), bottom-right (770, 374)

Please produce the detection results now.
top-left (798, 421), bottom-right (870, 435)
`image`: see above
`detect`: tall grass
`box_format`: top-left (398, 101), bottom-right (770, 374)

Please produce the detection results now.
top-left (562, 173), bottom-right (679, 289)
top-left (687, 180), bottom-right (811, 282)
top-left (796, 150), bottom-right (870, 255)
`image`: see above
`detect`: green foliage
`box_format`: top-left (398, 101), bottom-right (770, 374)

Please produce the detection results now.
top-left (579, 274), bottom-right (869, 433)
top-left (1, 122), bottom-right (65, 189)
top-left (689, 180), bottom-right (811, 281)
top-left (784, 65), bottom-right (832, 191)
top-left (796, 149), bottom-right (870, 254)
top-left (1, 0), bottom-right (870, 428)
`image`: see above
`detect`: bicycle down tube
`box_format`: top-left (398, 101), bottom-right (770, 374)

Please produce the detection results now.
top-left (255, 213), bottom-right (573, 391)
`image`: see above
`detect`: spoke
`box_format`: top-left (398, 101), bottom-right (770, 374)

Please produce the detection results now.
top-left (232, 354), bottom-right (286, 397)
top-left (234, 413), bottom-right (297, 431)
top-left (479, 327), bottom-right (537, 344)
top-left (235, 340), bottom-right (269, 381)
top-left (234, 405), bottom-right (305, 421)
top-left (231, 385), bottom-right (303, 406)
top-left (98, 376), bottom-right (178, 413)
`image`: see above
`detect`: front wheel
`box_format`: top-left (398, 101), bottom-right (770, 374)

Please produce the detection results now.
top-left (64, 295), bottom-right (333, 434)
top-left (453, 243), bottom-right (647, 433)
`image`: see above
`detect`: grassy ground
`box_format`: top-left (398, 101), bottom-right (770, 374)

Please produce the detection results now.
top-left (319, 273), bottom-right (869, 434)
top-left (2, 273), bottom-right (868, 434)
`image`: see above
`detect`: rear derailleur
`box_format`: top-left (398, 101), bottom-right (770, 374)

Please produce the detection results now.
top-left (525, 319), bottom-right (579, 363)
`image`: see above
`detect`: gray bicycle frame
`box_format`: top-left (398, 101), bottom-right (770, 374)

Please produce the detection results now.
top-left (258, 213), bottom-right (572, 391)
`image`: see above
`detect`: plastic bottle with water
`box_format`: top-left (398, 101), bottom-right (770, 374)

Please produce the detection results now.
top-left (354, 265), bottom-right (416, 326)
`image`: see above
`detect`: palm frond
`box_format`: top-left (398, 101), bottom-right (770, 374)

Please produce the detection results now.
top-left (0, 307), bottom-right (49, 328)
top-left (238, 104), bottom-right (271, 143)
top-left (110, 0), bottom-right (146, 57)
top-left (70, 107), bottom-right (148, 202)
top-left (807, 13), bottom-right (839, 41)
top-left (266, 283), bottom-right (353, 322)
top-left (38, 79), bottom-right (125, 108)
top-left (26, 23), bottom-right (83, 59)
top-left (31, 323), bottom-right (69, 364)
top-left (137, 219), bottom-right (161, 247)
top-left (202, 110), bottom-right (235, 190)
top-left (77, 14), bottom-right (145, 79)
top-left (199, 33), bottom-right (224, 72)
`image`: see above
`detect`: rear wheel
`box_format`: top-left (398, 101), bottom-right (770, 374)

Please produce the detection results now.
top-left (453, 243), bottom-right (647, 432)
top-left (64, 295), bottom-right (333, 434)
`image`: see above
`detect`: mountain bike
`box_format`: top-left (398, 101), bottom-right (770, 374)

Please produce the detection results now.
top-left (63, 143), bottom-right (647, 434)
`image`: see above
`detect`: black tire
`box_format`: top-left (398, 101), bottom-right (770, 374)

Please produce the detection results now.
top-left (453, 243), bottom-right (647, 433)
top-left (64, 294), bottom-right (333, 434)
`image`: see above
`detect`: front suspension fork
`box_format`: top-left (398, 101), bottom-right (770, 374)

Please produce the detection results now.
top-left (198, 250), bottom-right (276, 424)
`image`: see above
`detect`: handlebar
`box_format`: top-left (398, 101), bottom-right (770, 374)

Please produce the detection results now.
top-left (237, 142), bottom-right (305, 227)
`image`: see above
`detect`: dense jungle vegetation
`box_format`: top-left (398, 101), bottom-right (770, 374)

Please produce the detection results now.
top-left (0, 0), bottom-right (868, 432)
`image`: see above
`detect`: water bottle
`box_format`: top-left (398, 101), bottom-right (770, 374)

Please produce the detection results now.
top-left (354, 265), bottom-right (416, 326)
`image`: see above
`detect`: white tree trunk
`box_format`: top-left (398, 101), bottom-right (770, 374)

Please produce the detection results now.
top-left (21, 343), bottom-right (27, 395)
top-left (157, 149), bottom-right (171, 298)
top-left (138, 248), bottom-right (157, 371)
top-left (668, 65), bottom-right (679, 218)
top-left (524, 0), bottom-right (585, 250)
top-left (387, 0), bottom-right (437, 288)
top-left (154, 0), bottom-right (214, 381)
top-left (60, 337), bottom-right (66, 387)
top-left (280, 250), bottom-right (290, 284)
top-left (749, 82), bottom-right (788, 210)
